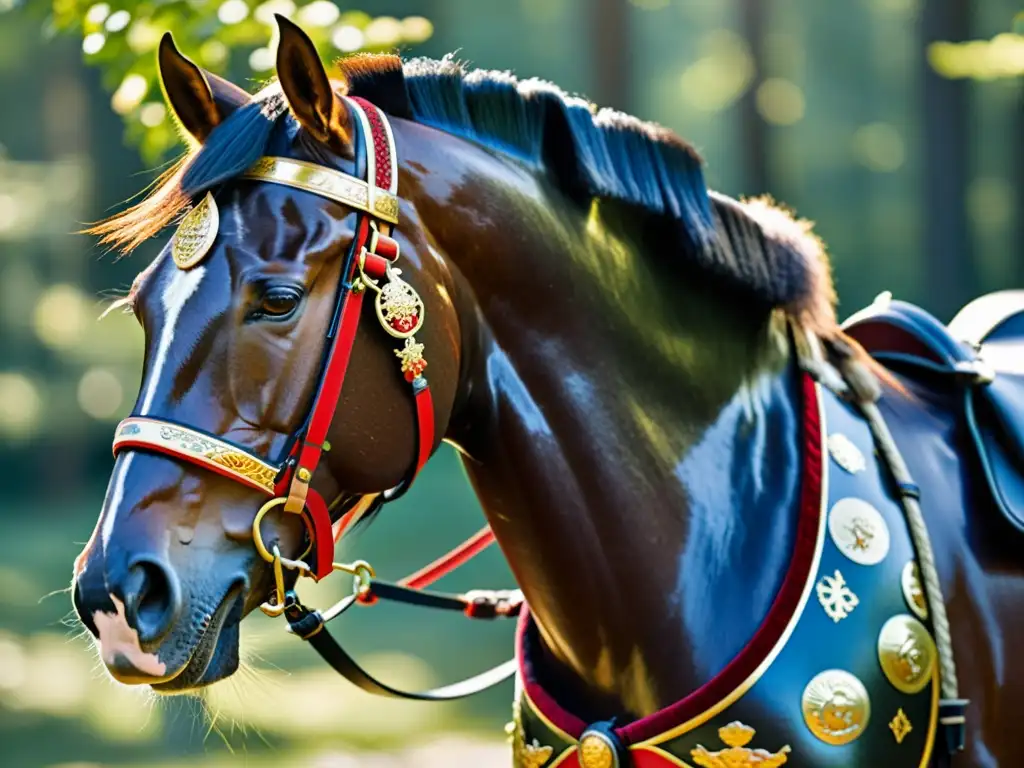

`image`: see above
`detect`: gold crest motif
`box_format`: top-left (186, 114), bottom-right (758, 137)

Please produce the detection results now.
top-left (889, 708), bottom-right (913, 744)
top-left (172, 192), bottom-right (219, 270)
top-left (506, 701), bottom-right (553, 768)
top-left (815, 569), bottom-right (860, 623)
top-left (901, 560), bottom-right (929, 620)
top-left (690, 721), bottom-right (791, 768)
top-left (156, 425), bottom-right (277, 492)
top-left (375, 269), bottom-right (425, 339)
top-left (827, 433), bottom-right (866, 474)
top-left (827, 498), bottom-right (890, 566)
top-left (877, 614), bottom-right (936, 694)
top-left (801, 669), bottom-right (871, 746)
top-left (578, 730), bottom-right (617, 768)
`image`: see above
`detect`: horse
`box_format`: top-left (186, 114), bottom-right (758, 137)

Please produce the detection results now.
top-left (69, 15), bottom-right (1024, 767)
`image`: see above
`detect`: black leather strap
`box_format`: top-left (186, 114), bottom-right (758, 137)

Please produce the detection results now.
top-left (283, 590), bottom-right (518, 700)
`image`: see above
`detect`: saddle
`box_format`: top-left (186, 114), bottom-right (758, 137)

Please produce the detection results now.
top-left (842, 290), bottom-right (1024, 533)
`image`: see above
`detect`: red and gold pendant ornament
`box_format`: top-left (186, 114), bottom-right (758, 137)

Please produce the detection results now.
top-left (358, 256), bottom-right (428, 383)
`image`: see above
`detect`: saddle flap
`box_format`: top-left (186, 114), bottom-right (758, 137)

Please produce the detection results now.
top-left (844, 291), bottom-right (1024, 533)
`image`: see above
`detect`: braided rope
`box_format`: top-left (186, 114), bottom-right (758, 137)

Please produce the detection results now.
top-left (858, 398), bottom-right (960, 703)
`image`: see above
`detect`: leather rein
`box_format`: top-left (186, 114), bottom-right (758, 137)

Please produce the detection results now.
top-left (109, 96), bottom-right (521, 700)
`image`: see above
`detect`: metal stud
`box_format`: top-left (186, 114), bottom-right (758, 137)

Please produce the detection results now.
top-left (578, 729), bottom-right (618, 768)
top-left (828, 498), bottom-right (890, 566)
top-left (801, 669), bottom-right (871, 746)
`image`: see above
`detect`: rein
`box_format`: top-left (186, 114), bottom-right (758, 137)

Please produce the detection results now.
top-left (110, 96), bottom-right (520, 700)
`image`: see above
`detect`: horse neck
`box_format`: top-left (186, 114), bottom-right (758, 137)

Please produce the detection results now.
top-left (405, 124), bottom-right (805, 722)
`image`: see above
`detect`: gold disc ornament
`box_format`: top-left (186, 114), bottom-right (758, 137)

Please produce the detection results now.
top-left (172, 192), bottom-right (219, 270)
top-left (877, 614), bottom-right (936, 694)
top-left (578, 729), bottom-right (618, 768)
top-left (901, 560), bottom-right (929, 620)
top-left (801, 669), bottom-right (871, 746)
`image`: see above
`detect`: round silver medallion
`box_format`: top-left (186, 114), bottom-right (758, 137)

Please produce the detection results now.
top-left (828, 497), bottom-right (890, 566)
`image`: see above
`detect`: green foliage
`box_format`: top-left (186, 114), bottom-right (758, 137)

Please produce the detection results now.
top-left (19, 0), bottom-right (433, 162)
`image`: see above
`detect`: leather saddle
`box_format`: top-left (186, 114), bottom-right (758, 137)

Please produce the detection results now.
top-left (841, 290), bottom-right (1024, 533)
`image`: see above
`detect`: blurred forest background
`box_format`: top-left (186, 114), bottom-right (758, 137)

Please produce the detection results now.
top-left (0, 1), bottom-right (1021, 766)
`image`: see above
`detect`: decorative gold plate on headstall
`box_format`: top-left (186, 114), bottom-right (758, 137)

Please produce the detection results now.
top-left (172, 192), bottom-right (219, 270)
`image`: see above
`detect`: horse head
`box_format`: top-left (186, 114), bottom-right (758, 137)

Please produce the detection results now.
top-left (71, 16), bottom-right (463, 691)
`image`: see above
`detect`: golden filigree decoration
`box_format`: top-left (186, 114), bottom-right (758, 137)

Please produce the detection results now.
top-left (395, 336), bottom-right (428, 382)
top-left (376, 271), bottom-right (425, 338)
top-left (690, 721), bottom-right (791, 768)
top-left (506, 701), bottom-right (553, 768)
top-left (156, 425), bottom-right (276, 492)
top-left (889, 708), bottom-right (912, 744)
top-left (815, 569), bottom-right (860, 623)
top-left (374, 194), bottom-right (400, 220)
top-left (827, 433), bottom-right (866, 474)
top-left (172, 192), bottom-right (219, 270)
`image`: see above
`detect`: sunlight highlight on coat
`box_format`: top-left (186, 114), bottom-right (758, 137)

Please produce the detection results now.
top-left (101, 259), bottom-right (207, 549)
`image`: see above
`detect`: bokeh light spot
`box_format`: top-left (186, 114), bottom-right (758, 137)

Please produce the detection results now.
top-left (852, 122), bottom-right (905, 172)
top-left (756, 78), bottom-right (805, 125)
top-left (78, 368), bottom-right (124, 420)
top-left (33, 283), bottom-right (88, 349)
top-left (0, 373), bottom-right (41, 437)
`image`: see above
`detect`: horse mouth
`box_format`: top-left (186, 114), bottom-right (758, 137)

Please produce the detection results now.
top-left (151, 583), bottom-right (244, 693)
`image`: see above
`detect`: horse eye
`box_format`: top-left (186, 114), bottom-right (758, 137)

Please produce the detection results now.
top-left (252, 287), bottom-right (303, 321)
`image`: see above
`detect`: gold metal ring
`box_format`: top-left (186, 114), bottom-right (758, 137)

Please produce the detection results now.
top-left (259, 545), bottom-right (288, 617)
top-left (252, 497), bottom-right (287, 564)
top-left (252, 497), bottom-right (313, 565)
top-left (331, 559), bottom-right (376, 600)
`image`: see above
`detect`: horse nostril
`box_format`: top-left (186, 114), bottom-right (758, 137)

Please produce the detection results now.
top-left (122, 556), bottom-right (182, 649)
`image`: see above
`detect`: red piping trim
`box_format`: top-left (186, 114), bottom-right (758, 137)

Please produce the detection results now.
top-left (516, 372), bottom-right (825, 744)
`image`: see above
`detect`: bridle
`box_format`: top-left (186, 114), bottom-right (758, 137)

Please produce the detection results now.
top-left (110, 96), bottom-right (521, 699)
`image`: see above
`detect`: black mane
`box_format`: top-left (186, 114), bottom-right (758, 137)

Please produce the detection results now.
top-left (341, 54), bottom-right (834, 321)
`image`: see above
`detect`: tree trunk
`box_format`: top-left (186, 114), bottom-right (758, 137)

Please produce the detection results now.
top-left (921, 0), bottom-right (974, 319)
top-left (587, 0), bottom-right (631, 111)
top-left (738, 0), bottom-right (769, 195)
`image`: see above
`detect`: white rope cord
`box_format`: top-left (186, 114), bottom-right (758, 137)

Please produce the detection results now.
top-left (857, 397), bottom-right (959, 703)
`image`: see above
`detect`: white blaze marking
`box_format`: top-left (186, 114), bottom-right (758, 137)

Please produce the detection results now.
top-left (101, 263), bottom-right (207, 549)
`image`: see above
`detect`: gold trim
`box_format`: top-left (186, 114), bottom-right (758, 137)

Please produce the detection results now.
top-left (171, 192), bottom-right (219, 270)
top-left (637, 380), bottom-right (830, 747)
top-left (545, 746), bottom-right (578, 768)
top-left (240, 156), bottom-right (399, 224)
top-left (113, 417), bottom-right (279, 494)
top-left (521, 687), bottom-right (578, 745)
top-left (918, 668), bottom-right (939, 768)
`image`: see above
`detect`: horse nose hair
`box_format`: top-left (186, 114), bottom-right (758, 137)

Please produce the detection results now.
top-left (122, 556), bottom-right (182, 648)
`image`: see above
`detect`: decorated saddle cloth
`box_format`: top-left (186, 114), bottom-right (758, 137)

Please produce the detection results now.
top-left (509, 375), bottom-right (940, 768)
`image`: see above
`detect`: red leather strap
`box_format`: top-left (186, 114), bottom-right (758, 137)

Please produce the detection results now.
top-left (413, 384), bottom-right (435, 475)
top-left (303, 489), bottom-right (335, 579)
top-left (401, 525), bottom-right (496, 590)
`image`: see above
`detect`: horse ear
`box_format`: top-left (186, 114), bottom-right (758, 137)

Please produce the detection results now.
top-left (274, 14), bottom-right (354, 157)
top-left (158, 33), bottom-right (250, 144)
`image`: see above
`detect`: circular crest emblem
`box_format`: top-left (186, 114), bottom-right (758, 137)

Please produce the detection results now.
top-left (877, 614), bottom-right (936, 694)
top-left (828, 497), bottom-right (890, 566)
top-left (375, 269), bottom-right (425, 338)
top-left (172, 192), bottom-right (219, 270)
top-left (578, 729), bottom-right (618, 768)
top-left (801, 669), bottom-right (871, 745)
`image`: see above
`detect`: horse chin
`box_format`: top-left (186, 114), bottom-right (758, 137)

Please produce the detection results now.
top-left (150, 587), bottom-right (244, 694)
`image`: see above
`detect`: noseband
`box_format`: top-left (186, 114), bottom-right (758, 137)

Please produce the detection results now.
top-left (110, 97), bottom-right (520, 699)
